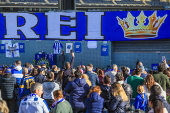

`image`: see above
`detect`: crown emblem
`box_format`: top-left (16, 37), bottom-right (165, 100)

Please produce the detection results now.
top-left (117, 11), bottom-right (167, 39)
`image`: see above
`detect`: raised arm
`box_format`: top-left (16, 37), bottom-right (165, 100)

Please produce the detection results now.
top-left (70, 53), bottom-right (75, 68)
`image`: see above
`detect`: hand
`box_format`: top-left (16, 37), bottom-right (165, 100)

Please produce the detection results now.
top-left (163, 59), bottom-right (166, 64)
top-left (71, 52), bottom-right (75, 57)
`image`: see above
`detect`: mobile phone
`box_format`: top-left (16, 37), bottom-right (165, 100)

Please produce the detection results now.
top-left (162, 56), bottom-right (166, 61)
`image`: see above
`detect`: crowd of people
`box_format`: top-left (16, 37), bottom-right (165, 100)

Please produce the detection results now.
top-left (0, 52), bottom-right (170, 113)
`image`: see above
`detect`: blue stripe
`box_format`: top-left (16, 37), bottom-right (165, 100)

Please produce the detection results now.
top-left (43, 100), bottom-right (50, 111)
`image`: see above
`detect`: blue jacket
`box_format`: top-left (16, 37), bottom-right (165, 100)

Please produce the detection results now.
top-left (86, 71), bottom-right (99, 87)
top-left (19, 74), bottom-right (35, 98)
top-left (64, 78), bottom-right (90, 109)
top-left (34, 74), bottom-right (46, 83)
top-left (134, 93), bottom-right (148, 111)
top-left (85, 92), bottom-right (104, 113)
top-left (100, 85), bottom-right (111, 100)
top-left (107, 96), bottom-right (127, 113)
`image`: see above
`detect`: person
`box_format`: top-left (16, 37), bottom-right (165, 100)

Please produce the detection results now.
top-left (24, 63), bottom-right (32, 74)
top-left (143, 74), bottom-right (164, 99)
top-left (64, 71), bottom-right (90, 113)
top-left (97, 69), bottom-right (104, 85)
top-left (0, 73), bottom-right (16, 113)
top-left (62, 52), bottom-right (75, 90)
top-left (134, 85), bottom-right (148, 112)
top-left (30, 68), bottom-right (38, 77)
top-left (121, 66), bottom-right (130, 80)
top-left (18, 83), bottom-right (50, 113)
top-left (42, 72), bottom-right (60, 108)
top-left (50, 90), bottom-right (73, 113)
top-left (153, 63), bottom-right (170, 91)
top-left (104, 64), bottom-right (118, 84)
top-left (55, 70), bottom-right (64, 87)
top-left (150, 85), bottom-right (170, 112)
top-left (107, 83), bottom-right (128, 113)
top-left (19, 68), bottom-right (35, 98)
top-left (82, 74), bottom-right (92, 87)
top-left (100, 75), bottom-right (111, 101)
top-left (51, 65), bottom-right (58, 79)
top-left (115, 72), bottom-right (132, 111)
top-left (85, 86), bottom-right (104, 113)
top-left (126, 68), bottom-right (144, 98)
top-left (0, 100), bottom-right (9, 113)
top-left (86, 66), bottom-right (99, 87)
top-left (11, 60), bottom-right (23, 86)
top-left (148, 95), bottom-right (168, 113)
top-left (34, 68), bottom-right (46, 83)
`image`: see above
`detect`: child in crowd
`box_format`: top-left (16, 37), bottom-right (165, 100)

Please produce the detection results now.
top-left (134, 85), bottom-right (148, 112)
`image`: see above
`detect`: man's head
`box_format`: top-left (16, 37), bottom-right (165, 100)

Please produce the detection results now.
top-left (41, 64), bottom-right (46, 68)
top-left (158, 63), bottom-right (166, 72)
top-left (86, 66), bottom-right (93, 72)
top-left (65, 62), bottom-right (71, 69)
top-left (115, 72), bottom-right (124, 81)
top-left (15, 60), bottom-right (21, 66)
top-left (30, 83), bottom-right (43, 97)
top-left (150, 85), bottom-right (162, 95)
top-left (24, 63), bottom-right (30, 68)
top-left (52, 65), bottom-right (57, 70)
top-left (74, 70), bottom-right (82, 78)
top-left (112, 64), bottom-right (118, 72)
top-left (23, 68), bottom-right (29, 75)
top-left (38, 68), bottom-right (45, 75)
top-left (103, 75), bottom-right (111, 84)
top-left (46, 72), bottom-right (54, 80)
top-left (88, 64), bottom-right (93, 69)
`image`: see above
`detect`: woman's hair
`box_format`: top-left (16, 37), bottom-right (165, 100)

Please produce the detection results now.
top-left (149, 95), bottom-right (164, 113)
top-left (56, 71), bottom-right (64, 83)
top-left (82, 74), bottom-right (92, 86)
top-left (143, 74), bottom-right (156, 91)
top-left (98, 69), bottom-right (104, 75)
top-left (0, 100), bottom-right (9, 113)
top-left (137, 85), bottom-right (144, 94)
top-left (30, 68), bottom-right (38, 76)
top-left (103, 75), bottom-right (111, 84)
top-left (53, 90), bottom-right (64, 99)
top-left (115, 72), bottom-right (124, 81)
top-left (135, 68), bottom-right (142, 75)
top-left (111, 83), bottom-right (128, 102)
top-left (87, 86), bottom-right (101, 98)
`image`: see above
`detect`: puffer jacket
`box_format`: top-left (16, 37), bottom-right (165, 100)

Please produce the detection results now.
top-left (85, 92), bottom-right (104, 113)
top-left (64, 78), bottom-right (90, 109)
top-left (107, 95), bottom-right (127, 113)
top-left (100, 85), bottom-right (111, 100)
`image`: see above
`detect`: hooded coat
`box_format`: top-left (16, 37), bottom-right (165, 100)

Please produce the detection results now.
top-left (11, 66), bottom-right (23, 86)
top-left (64, 78), bottom-right (90, 109)
top-left (100, 85), bottom-right (111, 100)
top-left (85, 92), bottom-right (104, 113)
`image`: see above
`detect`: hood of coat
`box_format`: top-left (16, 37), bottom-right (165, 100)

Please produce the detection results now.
top-left (14, 66), bottom-right (22, 71)
top-left (74, 78), bottom-right (86, 87)
top-left (100, 85), bottom-right (111, 92)
top-left (89, 92), bottom-right (103, 102)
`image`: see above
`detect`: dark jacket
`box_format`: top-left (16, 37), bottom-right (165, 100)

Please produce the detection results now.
top-left (64, 78), bottom-right (90, 109)
top-left (153, 72), bottom-right (170, 91)
top-left (85, 92), bottom-right (104, 113)
top-left (160, 96), bottom-right (170, 112)
top-left (0, 75), bottom-right (16, 99)
top-left (100, 85), bottom-right (111, 100)
top-left (107, 96), bottom-right (127, 113)
top-left (121, 82), bottom-right (133, 109)
top-left (34, 74), bottom-right (46, 83)
top-left (62, 56), bottom-right (74, 89)
top-left (86, 71), bottom-right (99, 87)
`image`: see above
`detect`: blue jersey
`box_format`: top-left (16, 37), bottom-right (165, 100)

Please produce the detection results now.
top-left (19, 74), bottom-right (35, 98)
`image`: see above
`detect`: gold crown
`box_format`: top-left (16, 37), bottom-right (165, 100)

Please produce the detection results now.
top-left (116, 11), bottom-right (167, 39)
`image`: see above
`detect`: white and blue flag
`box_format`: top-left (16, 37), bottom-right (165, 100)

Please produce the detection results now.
top-left (53, 42), bottom-right (63, 54)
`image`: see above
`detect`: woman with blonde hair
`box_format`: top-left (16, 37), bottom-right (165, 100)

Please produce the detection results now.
top-left (50, 90), bottom-right (73, 113)
top-left (107, 82), bottom-right (128, 113)
top-left (0, 100), bottom-right (9, 113)
top-left (82, 74), bottom-right (92, 86)
top-left (85, 86), bottom-right (104, 113)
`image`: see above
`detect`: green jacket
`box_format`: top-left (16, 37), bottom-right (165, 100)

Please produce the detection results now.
top-left (153, 72), bottom-right (170, 91)
top-left (50, 100), bottom-right (73, 113)
top-left (127, 75), bottom-right (144, 98)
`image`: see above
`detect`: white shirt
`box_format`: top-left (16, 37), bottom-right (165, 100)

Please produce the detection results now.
top-left (18, 94), bottom-right (49, 113)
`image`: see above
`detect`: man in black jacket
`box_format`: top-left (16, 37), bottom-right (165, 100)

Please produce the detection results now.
top-left (0, 73), bottom-right (16, 113)
top-left (34, 68), bottom-right (46, 83)
top-left (116, 72), bottom-right (133, 111)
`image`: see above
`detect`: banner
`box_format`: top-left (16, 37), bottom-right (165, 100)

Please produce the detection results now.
top-left (19, 43), bottom-right (25, 53)
top-left (0, 11), bottom-right (170, 41)
top-left (0, 44), bottom-right (5, 53)
top-left (66, 43), bottom-right (73, 53)
top-left (6, 43), bottom-right (20, 57)
top-left (74, 42), bottom-right (82, 53)
top-left (101, 45), bottom-right (109, 56)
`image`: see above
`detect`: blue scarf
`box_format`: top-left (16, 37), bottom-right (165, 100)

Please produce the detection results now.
top-left (51, 98), bottom-right (65, 108)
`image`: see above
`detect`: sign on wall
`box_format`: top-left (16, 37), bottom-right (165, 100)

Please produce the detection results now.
top-left (0, 11), bottom-right (169, 41)
top-left (101, 45), bottom-right (109, 56)
top-left (74, 42), bottom-right (82, 53)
